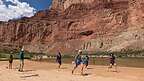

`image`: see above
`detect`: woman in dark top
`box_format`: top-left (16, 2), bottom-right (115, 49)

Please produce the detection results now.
top-left (85, 55), bottom-right (89, 68)
top-left (108, 54), bottom-right (117, 72)
top-left (9, 54), bottom-right (13, 69)
top-left (110, 54), bottom-right (115, 65)
top-left (56, 51), bottom-right (62, 69)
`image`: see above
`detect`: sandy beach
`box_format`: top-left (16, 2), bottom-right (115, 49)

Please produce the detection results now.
top-left (0, 60), bottom-right (144, 81)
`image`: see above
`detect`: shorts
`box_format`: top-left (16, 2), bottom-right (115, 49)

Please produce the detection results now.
top-left (85, 61), bottom-right (88, 66)
top-left (9, 60), bottom-right (13, 63)
top-left (57, 60), bottom-right (62, 65)
top-left (20, 60), bottom-right (24, 64)
top-left (110, 61), bottom-right (116, 65)
top-left (81, 61), bottom-right (88, 65)
top-left (75, 60), bottom-right (81, 66)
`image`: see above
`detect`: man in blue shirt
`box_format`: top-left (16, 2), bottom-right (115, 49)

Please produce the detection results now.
top-left (18, 48), bottom-right (24, 72)
top-left (72, 50), bottom-right (82, 74)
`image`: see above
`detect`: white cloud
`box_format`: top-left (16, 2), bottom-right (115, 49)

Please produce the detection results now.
top-left (0, 0), bottom-right (36, 21)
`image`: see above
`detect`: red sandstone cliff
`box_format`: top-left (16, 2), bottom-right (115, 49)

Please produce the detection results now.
top-left (0, 0), bottom-right (144, 54)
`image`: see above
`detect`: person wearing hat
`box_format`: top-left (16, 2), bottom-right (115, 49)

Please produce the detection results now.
top-left (72, 50), bottom-right (82, 74)
top-left (18, 48), bottom-right (25, 72)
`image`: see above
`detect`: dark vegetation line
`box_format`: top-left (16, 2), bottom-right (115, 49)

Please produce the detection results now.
top-left (0, 49), bottom-right (144, 59)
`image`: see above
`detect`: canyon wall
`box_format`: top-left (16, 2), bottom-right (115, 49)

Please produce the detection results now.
top-left (0, 0), bottom-right (144, 54)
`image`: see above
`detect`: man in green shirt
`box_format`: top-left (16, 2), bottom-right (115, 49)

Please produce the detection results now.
top-left (18, 48), bottom-right (24, 72)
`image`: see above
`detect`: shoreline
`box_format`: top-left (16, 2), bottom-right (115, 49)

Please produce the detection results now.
top-left (1, 59), bottom-right (144, 69)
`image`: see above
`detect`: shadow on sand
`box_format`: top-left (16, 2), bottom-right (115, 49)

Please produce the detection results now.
top-left (87, 67), bottom-right (94, 69)
top-left (23, 69), bottom-right (36, 72)
top-left (108, 70), bottom-right (120, 73)
top-left (20, 74), bottom-right (39, 78)
top-left (82, 73), bottom-right (92, 76)
top-left (74, 73), bottom-right (92, 76)
top-left (60, 67), bottom-right (68, 69)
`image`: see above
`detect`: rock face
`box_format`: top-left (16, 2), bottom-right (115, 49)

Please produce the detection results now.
top-left (0, 0), bottom-right (144, 54)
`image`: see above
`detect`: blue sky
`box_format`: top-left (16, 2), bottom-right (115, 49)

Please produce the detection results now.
top-left (19, 0), bottom-right (52, 11)
top-left (0, 0), bottom-right (52, 21)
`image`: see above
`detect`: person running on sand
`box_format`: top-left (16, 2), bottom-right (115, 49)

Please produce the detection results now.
top-left (81, 55), bottom-right (89, 75)
top-left (18, 48), bottom-right (24, 72)
top-left (72, 50), bottom-right (82, 74)
top-left (9, 54), bottom-right (13, 69)
top-left (56, 51), bottom-right (62, 69)
top-left (108, 54), bottom-right (117, 72)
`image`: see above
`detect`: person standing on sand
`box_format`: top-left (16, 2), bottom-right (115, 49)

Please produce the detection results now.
top-left (56, 51), bottom-right (62, 69)
top-left (108, 54), bottom-right (117, 72)
top-left (18, 48), bottom-right (24, 72)
top-left (85, 55), bottom-right (89, 68)
top-left (9, 54), bottom-right (13, 69)
top-left (72, 50), bottom-right (82, 75)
